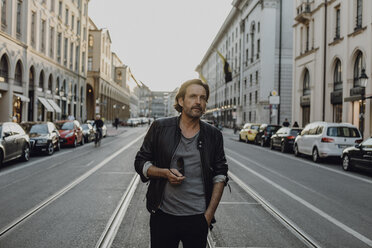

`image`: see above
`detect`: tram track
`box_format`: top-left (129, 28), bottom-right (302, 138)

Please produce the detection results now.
top-left (0, 133), bottom-right (145, 239)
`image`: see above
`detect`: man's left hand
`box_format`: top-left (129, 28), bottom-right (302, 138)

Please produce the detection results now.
top-left (204, 212), bottom-right (213, 226)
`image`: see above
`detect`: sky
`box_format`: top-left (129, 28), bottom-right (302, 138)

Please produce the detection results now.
top-left (88, 0), bottom-right (232, 92)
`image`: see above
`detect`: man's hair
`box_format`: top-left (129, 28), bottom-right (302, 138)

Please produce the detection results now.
top-left (174, 79), bottom-right (210, 113)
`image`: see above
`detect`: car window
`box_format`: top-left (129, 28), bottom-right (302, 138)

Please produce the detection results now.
top-left (268, 126), bottom-right (281, 132)
top-left (327, 127), bottom-right (360, 137)
top-left (2, 124), bottom-right (11, 136)
top-left (301, 124), bottom-right (311, 135)
top-left (362, 138), bottom-right (372, 148)
top-left (251, 125), bottom-right (260, 131)
top-left (308, 125), bottom-right (319, 135)
top-left (11, 123), bottom-right (25, 135)
top-left (61, 122), bottom-right (74, 130)
top-left (290, 129), bottom-right (302, 136)
top-left (316, 126), bottom-right (324, 135)
top-left (30, 124), bottom-right (48, 134)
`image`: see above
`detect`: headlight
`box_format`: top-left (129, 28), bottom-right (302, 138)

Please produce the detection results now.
top-left (65, 132), bottom-right (74, 138)
top-left (38, 139), bottom-right (48, 144)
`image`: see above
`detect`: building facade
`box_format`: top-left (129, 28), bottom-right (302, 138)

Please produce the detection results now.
top-left (293, 0), bottom-right (372, 138)
top-left (0, 0), bottom-right (89, 123)
top-left (86, 18), bottom-right (130, 122)
top-left (197, 0), bottom-right (293, 128)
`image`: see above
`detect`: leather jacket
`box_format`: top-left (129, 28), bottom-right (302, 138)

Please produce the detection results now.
top-left (134, 116), bottom-right (229, 213)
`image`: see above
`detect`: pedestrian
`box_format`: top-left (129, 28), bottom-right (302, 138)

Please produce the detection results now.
top-left (292, 121), bottom-right (299, 128)
top-left (282, 118), bottom-right (290, 127)
top-left (134, 79), bottom-right (229, 248)
top-left (114, 117), bottom-right (119, 130)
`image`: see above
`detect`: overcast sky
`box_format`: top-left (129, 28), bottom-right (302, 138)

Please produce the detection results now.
top-left (88, 0), bottom-right (232, 92)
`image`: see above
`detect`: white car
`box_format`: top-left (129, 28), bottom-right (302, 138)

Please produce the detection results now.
top-left (294, 122), bottom-right (362, 162)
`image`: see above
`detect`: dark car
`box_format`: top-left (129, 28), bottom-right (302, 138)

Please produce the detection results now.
top-left (81, 123), bottom-right (95, 143)
top-left (21, 122), bottom-right (60, 155)
top-left (255, 124), bottom-right (281, 146)
top-left (270, 127), bottom-right (303, 153)
top-left (0, 122), bottom-right (30, 166)
top-left (341, 137), bottom-right (372, 171)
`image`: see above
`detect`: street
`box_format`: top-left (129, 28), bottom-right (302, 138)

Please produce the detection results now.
top-left (0, 126), bottom-right (371, 248)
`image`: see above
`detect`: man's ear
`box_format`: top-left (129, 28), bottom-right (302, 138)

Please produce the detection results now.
top-left (178, 97), bottom-right (184, 108)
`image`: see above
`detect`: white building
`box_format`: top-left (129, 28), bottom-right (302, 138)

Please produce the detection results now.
top-left (293, 0), bottom-right (371, 138)
top-left (0, 0), bottom-right (89, 122)
top-left (197, 0), bottom-right (293, 127)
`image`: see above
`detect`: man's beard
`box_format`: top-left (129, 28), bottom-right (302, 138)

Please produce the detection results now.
top-left (183, 106), bottom-right (204, 119)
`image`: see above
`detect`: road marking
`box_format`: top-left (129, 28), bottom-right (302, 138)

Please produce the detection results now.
top-left (0, 133), bottom-right (145, 237)
top-left (219, 202), bottom-right (260, 205)
top-left (95, 174), bottom-right (140, 248)
top-left (227, 155), bottom-right (372, 247)
top-left (227, 140), bottom-right (372, 185)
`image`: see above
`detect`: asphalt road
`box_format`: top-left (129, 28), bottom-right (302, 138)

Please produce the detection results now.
top-left (0, 126), bottom-right (371, 248)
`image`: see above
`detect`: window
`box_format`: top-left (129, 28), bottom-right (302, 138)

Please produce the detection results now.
top-left (250, 32), bottom-right (254, 62)
top-left (255, 91), bottom-right (258, 104)
top-left (249, 111), bottom-right (251, 121)
top-left (249, 93), bottom-right (252, 105)
top-left (58, 1), bottom-right (62, 17)
top-left (84, 3), bottom-right (87, 16)
top-left (56, 78), bottom-right (60, 94)
top-left (303, 69), bottom-right (310, 95)
top-left (71, 14), bottom-right (74, 30)
top-left (82, 52), bottom-right (85, 72)
top-left (244, 94), bottom-right (246, 106)
top-left (255, 71), bottom-right (258, 84)
top-left (83, 27), bottom-right (86, 40)
top-left (0, 56), bottom-right (8, 82)
top-left (75, 45), bottom-right (79, 72)
top-left (353, 51), bottom-right (363, 87)
top-left (51, 0), bottom-right (55, 12)
top-left (250, 74), bottom-right (252, 86)
top-left (245, 49), bottom-right (248, 65)
top-left (335, 8), bottom-right (340, 39)
top-left (356, 0), bottom-right (362, 29)
top-left (49, 27), bottom-right (54, 58)
top-left (64, 38), bottom-right (68, 66)
top-left (257, 39), bottom-right (260, 59)
top-left (77, 20), bottom-right (80, 35)
top-left (48, 75), bottom-right (52, 91)
top-left (65, 7), bottom-right (69, 25)
top-left (31, 11), bottom-right (36, 47)
top-left (39, 71), bottom-right (44, 89)
top-left (258, 22), bottom-right (260, 32)
top-left (88, 57), bottom-right (93, 70)
top-left (41, 20), bottom-right (46, 53)
top-left (334, 59), bottom-right (342, 91)
top-left (70, 42), bottom-right (74, 69)
top-left (1, 0), bottom-right (7, 29)
top-left (57, 33), bottom-right (61, 62)
top-left (14, 61), bottom-right (22, 86)
top-left (16, 0), bottom-right (22, 38)
top-left (305, 25), bottom-right (309, 52)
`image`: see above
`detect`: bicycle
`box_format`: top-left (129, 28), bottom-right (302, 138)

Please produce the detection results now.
top-left (95, 128), bottom-right (102, 147)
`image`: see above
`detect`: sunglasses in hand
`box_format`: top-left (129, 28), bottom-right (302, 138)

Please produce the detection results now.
top-left (169, 157), bottom-right (185, 177)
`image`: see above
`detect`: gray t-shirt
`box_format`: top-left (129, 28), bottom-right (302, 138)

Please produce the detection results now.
top-left (160, 132), bottom-right (206, 216)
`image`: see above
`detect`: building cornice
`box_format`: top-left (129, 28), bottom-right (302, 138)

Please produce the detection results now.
top-left (295, 47), bottom-right (319, 61)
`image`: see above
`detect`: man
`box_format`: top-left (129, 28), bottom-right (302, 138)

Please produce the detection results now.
top-left (135, 79), bottom-right (228, 248)
top-left (92, 114), bottom-right (104, 146)
top-left (282, 118), bottom-right (290, 127)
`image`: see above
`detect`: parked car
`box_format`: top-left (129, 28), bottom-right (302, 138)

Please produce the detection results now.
top-left (21, 122), bottom-right (60, 155)
top-left (239, 123), bottom-right (260, 143)
top-left (255, 124), bottom-right (281, 146)
top-left (55, 120), bottom-right (84, 147)
top-left (127, 118), bottom-right (140, 127)
top-left (341, 137), bottom-right (372, 171)
top-left (86, 120), bottom-right (107, 138)
top-left (294, 122), bottom-right (362, 162)
top-left (270, 127), bottom-right (302, 153)
top-left (81, 123), bottom-right (95, 143)
top-left (0, 122), bottom-right (30, 166)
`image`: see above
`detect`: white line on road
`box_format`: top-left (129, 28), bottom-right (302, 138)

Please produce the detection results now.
top-left (0, 133), bottom-right (145, 237)
top-left (219, 202), bottom-right (260, 205)
top-left (227, 155), bottom-right (372, 247)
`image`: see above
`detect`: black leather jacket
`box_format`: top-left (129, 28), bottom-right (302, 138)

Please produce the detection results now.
top-left (134, 116), bottom-right (229, 213)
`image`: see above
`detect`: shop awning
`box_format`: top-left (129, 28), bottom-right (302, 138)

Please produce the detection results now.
top-left (14, 93), bottom-right (30, 102)
top-left (38, 97), bottom-right (54, 112)
top-left (47, 99), bottom-right (62, 113)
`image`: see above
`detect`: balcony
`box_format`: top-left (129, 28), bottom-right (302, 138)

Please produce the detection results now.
top-left (330, 90), bottom-right (342, 104)
top-left (295, 1), bottom-right (312, 24)
top-left (350, 87), bottom-right (365, 96)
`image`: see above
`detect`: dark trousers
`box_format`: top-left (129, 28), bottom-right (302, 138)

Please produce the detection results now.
top-left (150, 210), bottom-right (209, 248)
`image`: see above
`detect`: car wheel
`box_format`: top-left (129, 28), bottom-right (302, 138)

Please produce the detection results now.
top-left (56, 140), bottom-right (61, 151)
top-left (80, 136), bottom-right (85, 145)
top-left (294, 144), bottom-right (300, 157)
top-left (46, 142), bottom-right (54, 156)
top-left (21, 144), bottom-right (30, 161)
top-left (342, 155), bottom-right (353, 171)
top-left (270, 140), bottom-right (274, 150)
top-left (281, 142), bottom-right (286, 153)
top-left (73, 138), bottom-right (77, 148)
top-left (312, 147), bottom-right (320, 163)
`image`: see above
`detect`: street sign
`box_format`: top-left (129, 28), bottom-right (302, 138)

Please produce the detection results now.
top-left (269, 96), bottom-right (280, 105)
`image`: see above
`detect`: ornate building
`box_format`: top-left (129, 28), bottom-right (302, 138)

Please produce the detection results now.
top-left (0, 0), bottom-right (89, 122)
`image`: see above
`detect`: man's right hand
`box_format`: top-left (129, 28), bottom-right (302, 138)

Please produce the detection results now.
top-left (167, 169), bottom-right (185, 185)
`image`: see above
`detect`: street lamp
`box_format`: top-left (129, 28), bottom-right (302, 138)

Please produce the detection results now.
top-left (359, 68), bottom-right (368, 137)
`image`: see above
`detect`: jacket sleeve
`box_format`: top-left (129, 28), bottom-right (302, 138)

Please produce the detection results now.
top-left (134, 121), bottom-right (157, 182)
top-left (213, 130), bottom-right (229, 184)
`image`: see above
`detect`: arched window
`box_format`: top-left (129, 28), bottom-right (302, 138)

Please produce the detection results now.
top-left (0, 54), bottom-right (9, 82)
top-left (353, 51), bottom-right (363, 88)
top-left (333, 59), bottom-right (342, 91)
top-left (63, 80), bottom-right (67, 94)
top-left (303, 69), bottom-right (310, 96)
top-left (39, 70), bottom-right (44, 89)
top-left (48, 74), bottom-right (53, 91)
top-left (29, 66), bottom-right (35, 87)
top-left (14, 60), bottom-right (22, 86)
top-left (80, 86), bottom-right (84, 100)
top-left (56, 77), bottom-right (60, 94)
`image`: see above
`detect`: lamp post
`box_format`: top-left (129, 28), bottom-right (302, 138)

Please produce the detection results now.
top-left (359, 68), bottom-right (368, 137)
